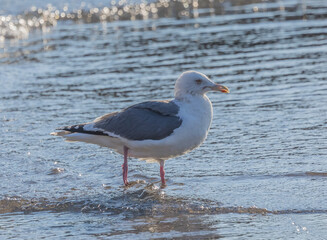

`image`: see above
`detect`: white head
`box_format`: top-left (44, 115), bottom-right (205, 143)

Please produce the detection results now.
top-left (174, 71), bottom-right (229, 98)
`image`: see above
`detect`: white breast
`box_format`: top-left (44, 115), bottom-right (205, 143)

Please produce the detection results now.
top-left (173, 94), bottom-right (213, 151)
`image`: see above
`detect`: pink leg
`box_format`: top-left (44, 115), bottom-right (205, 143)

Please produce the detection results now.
top-left (122, 146), bottom-right (129, 186)
top-left (160, 161), bottom-right (166, 186)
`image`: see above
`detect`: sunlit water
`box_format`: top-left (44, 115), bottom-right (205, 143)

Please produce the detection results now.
top-left (1, 0), bottom-right (327, 239)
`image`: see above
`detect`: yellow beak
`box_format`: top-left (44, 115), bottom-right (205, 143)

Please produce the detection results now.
top-left (211, 84), bottom-right (230, 93)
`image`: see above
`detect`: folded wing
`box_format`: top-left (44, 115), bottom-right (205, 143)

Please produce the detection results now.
top-left (59, 100), bottom-right (182, 141)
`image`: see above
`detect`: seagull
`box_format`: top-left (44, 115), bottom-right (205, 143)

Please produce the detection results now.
top-left (51, 71), bottom-right (229, 186)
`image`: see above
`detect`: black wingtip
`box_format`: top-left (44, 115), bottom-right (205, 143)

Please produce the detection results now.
top-left (56, 124), bottom-right (110, 136)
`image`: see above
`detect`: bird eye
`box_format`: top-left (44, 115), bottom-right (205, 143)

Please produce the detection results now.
top-left (195, 79), bottom-right (202, 84)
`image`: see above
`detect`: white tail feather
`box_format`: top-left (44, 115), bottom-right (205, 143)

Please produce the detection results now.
top-left (50, 131), bottom-right (71, 136)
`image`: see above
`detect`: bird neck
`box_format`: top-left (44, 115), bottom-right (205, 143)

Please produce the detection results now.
top-left (174, 93), bottom-right (213, 113)
top-left (174, 90), bottom-right (204, 102)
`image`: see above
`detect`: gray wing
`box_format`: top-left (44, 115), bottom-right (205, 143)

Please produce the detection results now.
top-left (94, 100), bottom-right (182, 140)
top-left (61, 100), bottom-right (182, 141)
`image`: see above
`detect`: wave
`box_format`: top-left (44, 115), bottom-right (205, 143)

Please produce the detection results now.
top-left (1, 186), bottom-right (326, 216)
top-left (0, 0), bottom-right (219, 41)
top-left (0, 0), bottom-right (318, 41)
top-left (0, 194), bottom-right (269, 215)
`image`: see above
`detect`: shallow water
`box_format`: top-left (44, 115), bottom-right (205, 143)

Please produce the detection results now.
top-left (1, 0), bottom-right (327, 239)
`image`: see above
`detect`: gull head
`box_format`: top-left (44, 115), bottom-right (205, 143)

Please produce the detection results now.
top-left (174, 71), bottom-right (229, 98)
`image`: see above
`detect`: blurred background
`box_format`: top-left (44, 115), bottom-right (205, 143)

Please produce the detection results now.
top-left (0, 0), bottom-right (327, 239)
